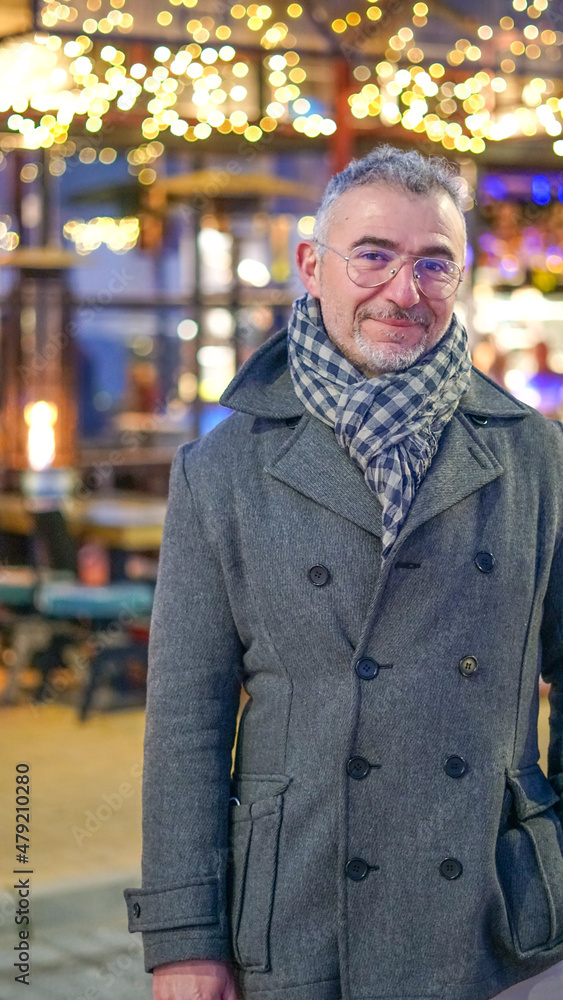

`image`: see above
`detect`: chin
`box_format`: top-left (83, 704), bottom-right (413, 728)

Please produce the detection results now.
top-left (353, 334), bottom-right (432, 376)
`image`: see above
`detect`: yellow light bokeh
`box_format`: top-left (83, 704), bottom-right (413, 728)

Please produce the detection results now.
top-left (0, 0), bottom-right (555, 160)
top-left (244, 125), bottom-right (262, 141)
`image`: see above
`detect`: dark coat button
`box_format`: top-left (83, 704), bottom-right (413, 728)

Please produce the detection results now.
top-left (347, 756), bottom-right (371, 779)
top-left (474, 551), bottom-right (495, 573)
top-left (444, 755), bottom-right (467, 778)
top-left (459, 655), bottom-right (478, 677)
top-left (308, 565), bottom-right (330, 586)
top-left (439, 858), bottom-right (463, 880)
top-left (133, 903), bottom-right (141, 918)
top-left (469, 414), bottom-right (488, 426)
top-left (346, 858), bottom-right (369, 880)
top-left (355, 657), bottom-right (379, 680)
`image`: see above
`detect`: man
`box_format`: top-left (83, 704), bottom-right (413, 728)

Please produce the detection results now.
top-left (125, 145), bottom-right (563, 1000)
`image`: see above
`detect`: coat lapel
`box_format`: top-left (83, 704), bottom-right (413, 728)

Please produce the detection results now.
top-left (223, 325), bottom-right (530, 543)
top-left (395, 411), bottom-right (504, 544)
top-left (398, 372), bottom-right (528, 541)
top-left (266, 408), bottom-right (506, 542)
top-left (266, 415), bottom-right (383, 538)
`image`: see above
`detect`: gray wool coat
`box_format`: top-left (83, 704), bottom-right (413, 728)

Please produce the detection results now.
top-left (124, 322), bottom-right (563, 1000)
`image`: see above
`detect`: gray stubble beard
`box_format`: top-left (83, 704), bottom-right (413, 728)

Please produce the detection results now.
top-left (317, 287), bottom-right (449, 378)
top-left (352, 319), bottom-right (434, 376)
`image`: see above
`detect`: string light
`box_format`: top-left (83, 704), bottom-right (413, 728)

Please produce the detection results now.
top-left (63, 216), bottom-right (140, 254)
top-left (0, 0), bottom-right (558, 166)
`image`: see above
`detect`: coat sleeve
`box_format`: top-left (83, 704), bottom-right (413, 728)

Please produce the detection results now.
top-left (123, 444), bottom-right (243, 972)
top-left (540, 532), bottom-right (563, 826)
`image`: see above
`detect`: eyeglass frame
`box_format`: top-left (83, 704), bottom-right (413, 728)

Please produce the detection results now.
top-left (312, 241), bottom-right (463, 299)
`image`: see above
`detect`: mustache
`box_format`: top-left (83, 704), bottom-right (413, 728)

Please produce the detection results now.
top-left (357, 305), bottom-right (431, 328)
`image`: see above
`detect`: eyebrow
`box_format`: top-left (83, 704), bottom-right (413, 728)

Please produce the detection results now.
top-left (349, 236), bottom-right (457, 262)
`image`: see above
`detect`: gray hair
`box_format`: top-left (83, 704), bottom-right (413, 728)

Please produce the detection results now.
top-left (313, 144), bottom-right (466, 250)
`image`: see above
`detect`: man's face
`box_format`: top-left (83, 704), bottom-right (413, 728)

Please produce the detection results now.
top-left (296, 182), bottom-right (466, 377)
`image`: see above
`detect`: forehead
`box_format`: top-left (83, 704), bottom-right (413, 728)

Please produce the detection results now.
top-left (326, 181), bottom-right (465, 259)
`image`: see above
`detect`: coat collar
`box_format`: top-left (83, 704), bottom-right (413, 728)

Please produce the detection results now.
top-left (220, 324), bottom-right (528, 542)
top-left (220, 328), bottom-right (299, 418)
top-left (220, 325), bottom-right (529, 422)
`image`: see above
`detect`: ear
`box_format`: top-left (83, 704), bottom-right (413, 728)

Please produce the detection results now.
top-left (296, 241), bottom-right (321, 297)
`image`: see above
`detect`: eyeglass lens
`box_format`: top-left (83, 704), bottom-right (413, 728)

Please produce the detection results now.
top-left (348, 247), bottom-right (460, 297)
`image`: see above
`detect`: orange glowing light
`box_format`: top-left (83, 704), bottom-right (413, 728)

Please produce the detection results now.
top-left (24, 401), bottom-right (58, 471)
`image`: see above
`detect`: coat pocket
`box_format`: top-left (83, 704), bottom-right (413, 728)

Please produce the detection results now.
top-left (496, 763), bottom-right (563, 957)
top-left (227, 773), bottom-right (291, 972)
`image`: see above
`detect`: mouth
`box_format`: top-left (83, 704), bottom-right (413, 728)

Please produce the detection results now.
top-left (359, 314), bottom-right (430, 340)
top-left (377, 318), bottom-right (418, 328)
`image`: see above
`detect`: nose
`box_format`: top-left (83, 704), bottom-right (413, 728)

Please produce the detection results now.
top-left (380, 258), bottom-right (421, 308)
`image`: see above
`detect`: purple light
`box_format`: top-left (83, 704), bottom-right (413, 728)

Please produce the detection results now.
top-left (531, 175), bottom-right (551, 206)
top-left (482, 176), bottom-right (508, 199)
top-left (479, 233), bottom-right (497, 252)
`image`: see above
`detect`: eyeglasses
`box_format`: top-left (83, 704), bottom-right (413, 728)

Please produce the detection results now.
top-left (314, 242), bottom-right (462, 300)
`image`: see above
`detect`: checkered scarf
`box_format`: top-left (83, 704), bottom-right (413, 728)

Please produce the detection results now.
top-left (287, 293), bottom-right (472, 560)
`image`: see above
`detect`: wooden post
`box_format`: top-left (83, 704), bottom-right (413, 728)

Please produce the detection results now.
top-left (331, 58), bottom-right (354, 174)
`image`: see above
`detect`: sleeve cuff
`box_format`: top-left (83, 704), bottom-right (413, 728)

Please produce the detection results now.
top-left (124, 877), bottom-right (219, 933)
top-left (141, 929), bottom-right (232, 974)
